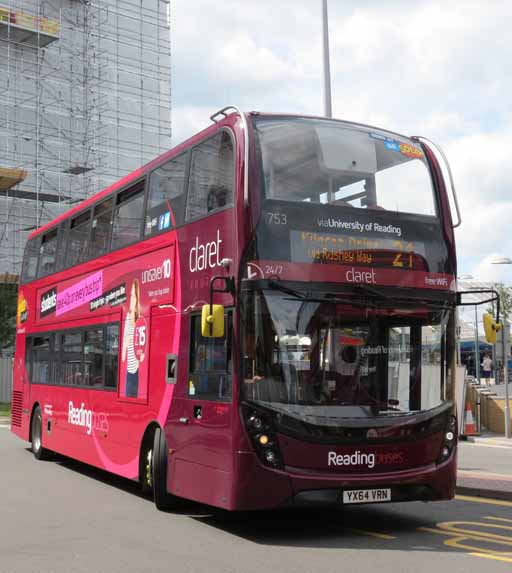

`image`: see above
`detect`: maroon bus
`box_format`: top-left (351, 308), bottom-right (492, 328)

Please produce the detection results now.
top-left (12, 107), bottom-right (460, 510)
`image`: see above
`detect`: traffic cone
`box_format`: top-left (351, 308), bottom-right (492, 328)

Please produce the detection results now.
top-left (463, 402), bottom-right (479, 436)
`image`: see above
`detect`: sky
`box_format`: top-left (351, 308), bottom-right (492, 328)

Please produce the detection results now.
top-left (170, 0), bottom-right (512, 286)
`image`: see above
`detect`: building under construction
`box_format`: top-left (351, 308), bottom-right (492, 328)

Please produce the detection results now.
top-left (0, 0), bottom-right (172, 277)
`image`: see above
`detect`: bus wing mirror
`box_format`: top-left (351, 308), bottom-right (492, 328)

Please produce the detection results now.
top-left (483, 313), bottom-right (501, 344)
top-left (201, 304), bottom-right (225, 338)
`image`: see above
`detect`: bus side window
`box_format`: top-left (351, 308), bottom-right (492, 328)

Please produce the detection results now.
top-left (65, 210), bottom-right (92, 268)
top-left (21, 237), bottom-right (40, 283)
top-left (145, 153), bottom-right (187, 235)
top-left (111, 181), bottom-right (145, 251)
top-left (188, 311), bottom-right (233, 401)
top-left (90, 198), bottom-right (113, 259)
top-left (37, 228), bottom-right (59, 278)
top-left (104, 324), bottom-right (119, 389)
top-left (31, 335), bottom-right (51, 384)
top-left (84, 328), bottom-right (104, 387)
top-left (186, 131), bottom-right (234, 221)
top-left (61, 331), bottom-right (84, 386)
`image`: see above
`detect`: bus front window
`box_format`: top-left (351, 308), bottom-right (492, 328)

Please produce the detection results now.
top-left (254, 118), bottom-right (436, 217)
top-left (241, 289), bottom-right (454, 419)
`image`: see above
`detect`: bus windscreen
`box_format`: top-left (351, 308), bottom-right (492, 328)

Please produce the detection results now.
top-left (242, 289), bottom-right (454, 419)
top-left (254, 117), bottom-right (436, 218)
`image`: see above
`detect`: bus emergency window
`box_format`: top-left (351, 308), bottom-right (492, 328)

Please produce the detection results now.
top-left (37, 228), bottom-right (58, 278)
top-left (90, 199), bottom-right (113, 259)
top-left (65, 210), bottom-right (91, 268)
top-left (145, 153), bottom-right (187, 235)
top-left (31, 335), bottom-right (51, 384)
top-left (84, 329), bottom-right (104, 387)
top-left (21, 238), bottom-right (39, 283)
top-left (186, 131), bottom-right (234, 221)
top-left (188, 311), bottom-right (233, 400)
top-left (104, 324), bottom-right (119, 389)
top-left (111, 182), bottom-right (145, 250)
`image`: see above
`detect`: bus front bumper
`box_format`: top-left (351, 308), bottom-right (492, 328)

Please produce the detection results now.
top-left (233, 451), bottom-right (457, 510)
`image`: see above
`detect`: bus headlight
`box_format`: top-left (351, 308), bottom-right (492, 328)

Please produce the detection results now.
top-left (242, 407), bottom-right (283, 470)
top-left (437, 415), bottom-right (457, 464)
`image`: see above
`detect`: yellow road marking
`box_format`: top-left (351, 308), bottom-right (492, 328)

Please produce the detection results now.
top-left (455, 495), bottom-right (512, 508)
top-left (437, 520), bottom-right (512, 543)
top-left (470, 552), bottom-right (512, 563)
top-left (346, 528), bottom-right (396, 540)
top-left (485, 516), bottom-right (512, 524)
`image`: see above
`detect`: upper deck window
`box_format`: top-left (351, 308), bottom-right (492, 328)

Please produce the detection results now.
top-left (65, 210), bottom-right (91, 268)
top-left (90, 198), bottom-right (113, 259)
top-left (254, 118), bottom-right (436, 217)
top-left (21, 238), bottom-right (39, 283)
top-left (37, 228), bottom-right (59, 278)
top-left (186, 131), bottom-right (234, 221)
top-left (111, 181), bottom-right (145, 250)
top-left (145, 152), bottom-right (187, 235)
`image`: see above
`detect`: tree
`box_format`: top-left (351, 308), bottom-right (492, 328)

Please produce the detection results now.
top-left (486, 283), bottom-right (512, 323)
top-left (0, 283), bottom-right (18, 350)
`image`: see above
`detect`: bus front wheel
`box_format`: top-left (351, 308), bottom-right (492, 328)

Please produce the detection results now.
top-left (31, 406), bottom-right (50, 460)
top-left (152, 427), bottom-right (178, 511)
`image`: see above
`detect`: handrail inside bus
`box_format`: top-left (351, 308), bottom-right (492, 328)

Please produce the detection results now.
top-left (211, 105), bottom-right (249, 206)
top-left (413, 136), bottom-right (462, 228)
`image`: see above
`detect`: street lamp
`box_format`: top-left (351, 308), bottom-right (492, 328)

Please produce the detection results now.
top-left (490, 258), bottom-right (511, 439)
top-left (322, 0), bottom-right (332, 118)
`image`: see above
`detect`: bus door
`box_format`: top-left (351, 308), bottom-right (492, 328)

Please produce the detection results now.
top-left (168, 310), bottom-right (234, 505)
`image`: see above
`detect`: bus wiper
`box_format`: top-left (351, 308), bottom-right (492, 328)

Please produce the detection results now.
top-left (268, 280), bottom-right (374, 308)
top-left (268, 280), bottom-right (307, 300)
top-left (352, 283), bottom-right (390, 300)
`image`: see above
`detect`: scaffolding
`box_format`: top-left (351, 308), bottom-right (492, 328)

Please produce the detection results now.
top-left (0, 0), bottom-right (172, 276)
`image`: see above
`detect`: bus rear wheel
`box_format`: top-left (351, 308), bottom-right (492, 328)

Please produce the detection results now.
top-left (31, 406), bottom-right (50, 460)
top-left (152, 427), bottom-right (179, 511)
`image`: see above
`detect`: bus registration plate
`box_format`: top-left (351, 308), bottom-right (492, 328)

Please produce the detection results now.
top-left (342, 488), bottom-right (391, 504)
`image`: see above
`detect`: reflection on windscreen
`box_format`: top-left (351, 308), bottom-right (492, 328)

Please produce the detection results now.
top-left (242, 290), bottom-right (453, 417)
top-left (255, 118), bottom-right (436, 217)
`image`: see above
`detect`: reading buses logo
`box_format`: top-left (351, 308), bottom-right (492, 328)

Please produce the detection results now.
top-left (67, 401), bottom-right (109, 435)
top-left (40, 287), bottom-right (57, 318)
top-left (328, 450), bottom-right (405, 468)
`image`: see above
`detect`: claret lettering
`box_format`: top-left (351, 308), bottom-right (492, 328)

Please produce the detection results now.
top-left (346, 267), bottom-right (376, 284)
top-left (189, 230), bottom-right (223, 273)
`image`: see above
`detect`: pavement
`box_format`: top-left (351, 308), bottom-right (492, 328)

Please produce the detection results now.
top-left (457, 431), bottom-right (512, 501)
top-left (2, 415), bottom-right (512, 501)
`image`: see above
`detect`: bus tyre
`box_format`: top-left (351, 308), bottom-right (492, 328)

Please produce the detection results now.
top-left (152, 427), bottom-right (178, 511)
top-left (31, 406), bottom-right (50, 461)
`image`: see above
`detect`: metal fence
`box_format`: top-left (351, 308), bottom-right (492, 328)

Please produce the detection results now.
top-left (0, 358), bottom-right (13, 403)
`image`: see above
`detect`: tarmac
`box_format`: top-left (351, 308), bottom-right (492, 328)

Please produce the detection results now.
top-left (1, 415), bottom-right (511, 502)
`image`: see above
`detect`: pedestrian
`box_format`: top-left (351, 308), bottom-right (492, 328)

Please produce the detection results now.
top-left (481, 353), bottom-right (493, 385)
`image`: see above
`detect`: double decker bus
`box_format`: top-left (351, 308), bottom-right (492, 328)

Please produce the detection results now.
top-left (12, 107), bottom-right (460, 510)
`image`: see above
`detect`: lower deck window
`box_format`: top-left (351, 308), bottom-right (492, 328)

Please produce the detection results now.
top-left (26, 323), bottom-right (119, 390)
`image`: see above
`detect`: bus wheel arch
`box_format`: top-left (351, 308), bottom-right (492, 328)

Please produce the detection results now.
top-left (139, 422), bottom-right (160, 494)
top-left (29, 403), bottom-right (50, 460)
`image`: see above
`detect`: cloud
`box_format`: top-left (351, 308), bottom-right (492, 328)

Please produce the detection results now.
top-left (171, 0), bottom-right (512, 276)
